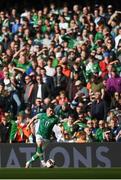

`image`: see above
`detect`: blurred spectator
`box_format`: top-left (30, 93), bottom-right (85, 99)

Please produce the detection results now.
top-left (91, 91), bottom-right (108, 120)
top-left (31, 98), bottom-right (44, 117)
top-left (31, 75), bottom-right (51, 104)
top-left (24, 75), bottom-right (34, 107)
top-left (95, 120), bottom-right (107, 142)
top-left (75, 131), bottom-right (87, 143)
top-left (0, 114), bottom-right (11, 142)
top-left (9, 112), bottom-right (31, 143)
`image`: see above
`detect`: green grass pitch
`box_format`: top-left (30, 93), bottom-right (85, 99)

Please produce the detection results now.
top-left (0, 168), bottom-right (121, 179)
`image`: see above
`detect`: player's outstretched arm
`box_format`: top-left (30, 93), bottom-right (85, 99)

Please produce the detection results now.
top-left (27, 115), bottom-right (38, 129)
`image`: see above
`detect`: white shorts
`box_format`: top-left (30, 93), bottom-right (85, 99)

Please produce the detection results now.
top-left (36, 134), bottom-right (50, 143)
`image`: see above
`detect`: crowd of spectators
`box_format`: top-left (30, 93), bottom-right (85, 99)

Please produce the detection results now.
top-left (0, 2), bottom-right (121, 144)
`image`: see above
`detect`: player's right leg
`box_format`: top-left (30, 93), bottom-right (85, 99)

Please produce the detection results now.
top-left (25, 135), bottom-right (44, 168)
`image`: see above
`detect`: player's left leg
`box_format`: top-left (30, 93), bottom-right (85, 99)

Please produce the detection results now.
top-left (42, 140), bottom-right (55, 168)
top-left (40, 139), bottom-right (50, 167)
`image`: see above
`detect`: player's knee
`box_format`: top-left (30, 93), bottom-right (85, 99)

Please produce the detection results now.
top-left (36, 152), bottom-right (41, 157)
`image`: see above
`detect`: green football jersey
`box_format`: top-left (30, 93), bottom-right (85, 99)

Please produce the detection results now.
top-left (37, 113), bottom-right (58, 139)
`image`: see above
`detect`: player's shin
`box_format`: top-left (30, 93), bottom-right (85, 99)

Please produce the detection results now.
top-left (37, 147), bottom-right (46, 167)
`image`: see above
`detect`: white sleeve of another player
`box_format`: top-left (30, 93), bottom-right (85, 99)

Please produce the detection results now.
top-left (52, 124), bottom-right (64, 142)
top-left (34, 119), bottom-right (41, 135)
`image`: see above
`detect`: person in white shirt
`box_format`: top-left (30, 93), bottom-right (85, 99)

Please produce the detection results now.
top-left (115, 27), bottom-right (121, 49)
top-left (59, 15), bottom-right (69, 30)
top-left (44, 58), bottom-right (56, 77)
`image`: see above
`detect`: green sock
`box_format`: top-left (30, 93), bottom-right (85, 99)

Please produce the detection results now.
top-left (41, 142), bottom-right (49, 161)
top-left (28, 153), bottom-right (39, 164)
top-left (37, 146), bottom-right (44, 161)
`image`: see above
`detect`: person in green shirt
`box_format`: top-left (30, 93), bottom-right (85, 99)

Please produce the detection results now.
top-left (61, 30), bottom-right (77, 49)
top-left (95, 120), bottom-right (106, 142)
top-left (25, 106), bottom-right (58, 168)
